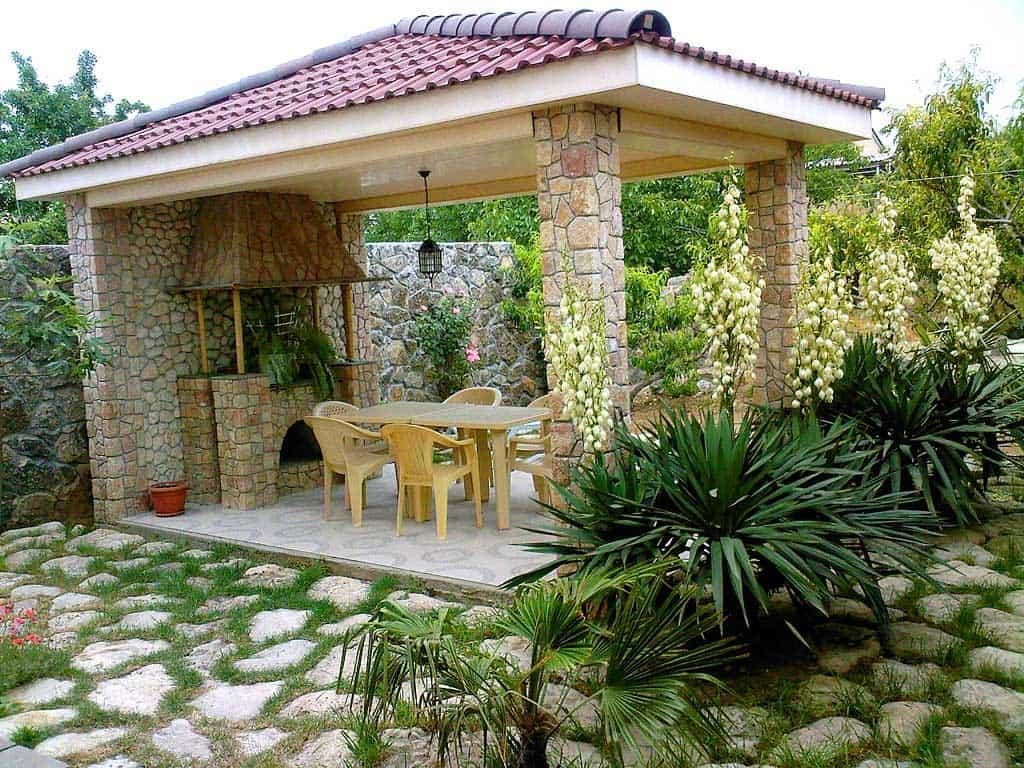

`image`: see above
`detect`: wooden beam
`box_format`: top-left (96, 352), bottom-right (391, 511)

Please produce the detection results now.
top-left (331, 175), bottom-right (537, 213)
top-left (621, 155), bottom-right (727, 182)
top-left (83, 113), bottom-right (535, 208)
top-left (619, 109), bottom-right (790, 159)
top-left (231, 288), bottom-right (245, 374)
top-left (341, 285), bottom-right (357, 361)
top-left (194, 291), bottom-right (209, 374)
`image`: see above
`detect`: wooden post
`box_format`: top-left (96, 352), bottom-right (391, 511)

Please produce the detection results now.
top-left (231, 287), bottom-right (246, 374)
top-left (341, 284), bottom-right (356, 360)
top-left (194, 291), bottom-right (209, 374)
top-left (310, 287), bottom-right (320, 330)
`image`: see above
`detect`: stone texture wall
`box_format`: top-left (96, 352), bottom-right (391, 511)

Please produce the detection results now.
top-left (533, 102), bottom-right (629, 483)
top-left (365, 242), bottom-right (546, 405)
top-left (66, 198), bottom-right (199, 520)
top-left (0, 245), bottom-right (92, 531)
top-left (745, 142), bottom-right (808, 406)
top-left (176, 377), bottom-right (220, 505)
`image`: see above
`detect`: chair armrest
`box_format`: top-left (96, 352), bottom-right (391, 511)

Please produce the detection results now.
top-left (509, 434), bottom-right (552, 452)
top-left (346, 423), bottom-right (384, 441)
top-left (431, 431), bottom-right (475, 450)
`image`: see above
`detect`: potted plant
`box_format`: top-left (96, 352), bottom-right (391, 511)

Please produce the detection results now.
top-left (149, 481), bottom-right (188, 517)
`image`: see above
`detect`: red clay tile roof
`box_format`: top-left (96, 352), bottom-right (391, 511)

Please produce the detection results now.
top-left (8, 11), bottom-right (883, 179)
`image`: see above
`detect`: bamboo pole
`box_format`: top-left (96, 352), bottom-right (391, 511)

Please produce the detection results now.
top-left (194, 291), bottom-right (209, 374)
top-left (341, 284), bottom-right (356, 360)
top-left (231, 288), bottom-right (245, 374)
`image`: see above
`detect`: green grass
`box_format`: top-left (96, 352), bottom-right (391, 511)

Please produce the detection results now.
top-left (0, 643), bottom-right (72, 695)
top-left (9, 724), bottom-right (51, 748)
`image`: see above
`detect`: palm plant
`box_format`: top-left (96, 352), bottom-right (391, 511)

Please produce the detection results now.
top-left (342, 563), bottom-right (740, 768)
top-left (509, 408), bottom-right (937, 629)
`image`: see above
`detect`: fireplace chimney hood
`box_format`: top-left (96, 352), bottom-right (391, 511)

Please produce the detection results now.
top-left (182, 191), bottom-right (366, 289)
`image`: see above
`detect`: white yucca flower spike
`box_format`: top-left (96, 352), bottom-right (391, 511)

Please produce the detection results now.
top-left (788, 251), bottom-right (853, 410)
top-left (543, 252), bottom-right (614, 452)
top-left (860, 193), bottom-right (917, 354)
top-left (929, 173), bottom-right (1001, 358)
top-left (693, 172), bottom-right (762, 410)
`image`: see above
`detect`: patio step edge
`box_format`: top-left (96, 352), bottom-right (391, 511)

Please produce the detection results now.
top-left (111, 518), bottom-right (512, 606)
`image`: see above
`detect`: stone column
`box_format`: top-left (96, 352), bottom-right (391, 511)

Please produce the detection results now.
top-left (745, 142), bottom-right (807, 406)
top-left (65, 196), bottom-right (140, 520)
top-left (534, 103), bottom-right (629, 483)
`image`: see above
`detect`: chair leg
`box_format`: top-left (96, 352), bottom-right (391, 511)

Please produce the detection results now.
top-left (395, 482), bottom-right (405, 536)
top-left (469, 465), bottom-right (483, 529)
top-left (350, 471), bottom-right (364, 527)
top-left (433, 482), bottom-right (449, 540)
top-left (322, 465), bottom-right (333, 520)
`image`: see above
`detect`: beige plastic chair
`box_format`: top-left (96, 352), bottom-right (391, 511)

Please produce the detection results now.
top-left (509, 394), bottom-right (555, 505)
top-left (443, 386), bottom-right (501, 498)
top-left (313, 400), bottom-right (386, 452)
top-left (305, 416), bottom-right (391, 525)
top-left (443, 386), bottom-right (502, 406)
top-left (381, 424), bottom-right (483, 540)
top-left (313, 400), bottom-right (358, 418)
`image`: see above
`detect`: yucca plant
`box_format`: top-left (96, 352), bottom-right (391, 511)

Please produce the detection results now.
top-left (342, 562), bottom-right (740, 768)
top-left (509, 408), bottom-right (936, 629)
top-left (819, 335), bottom-right (1024, 525)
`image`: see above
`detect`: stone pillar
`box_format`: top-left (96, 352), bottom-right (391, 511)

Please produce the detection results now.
top-left (745, 142), bottom-right (807, 406)
top-left (66, 197), bottom-right (140, 520)
top-left (210, 375), bottom-right (275, 509)
top-left (177, 377), bottom-right (221, 504)
top-left (534, 103), bottom-right (629, 483)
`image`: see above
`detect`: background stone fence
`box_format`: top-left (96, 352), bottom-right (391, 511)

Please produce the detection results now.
top-left (0, 245), bottom-right (93, 531)
top-left (366, 242), bottom-right (547, 405)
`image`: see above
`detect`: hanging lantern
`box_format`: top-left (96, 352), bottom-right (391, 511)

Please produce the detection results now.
top-left (417, 169), bottom-right (442, 282)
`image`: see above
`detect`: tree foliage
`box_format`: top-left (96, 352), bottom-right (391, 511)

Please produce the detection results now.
top-left (0, 50), bottom-right (148, 243)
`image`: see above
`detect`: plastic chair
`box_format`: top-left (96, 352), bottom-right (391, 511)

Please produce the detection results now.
top-left (382, 424), bottom-right (483, 540)
top-left (509, 394), bottom-right (555, 504)
top-left (305, 416), bottom-right (391, 525)
top-left (443, 386), bottom-right (501, 497)
top-left (443, 386), bottom-right (502, 406)
top-left (313, 400), bottom-right (358, 418)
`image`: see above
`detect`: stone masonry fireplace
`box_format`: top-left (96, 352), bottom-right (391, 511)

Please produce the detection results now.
top-left (173, 191), bottom-right (380, 511)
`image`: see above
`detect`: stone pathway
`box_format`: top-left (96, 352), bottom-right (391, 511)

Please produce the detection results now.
top-left (0, 519), bottom-right (1022, 767)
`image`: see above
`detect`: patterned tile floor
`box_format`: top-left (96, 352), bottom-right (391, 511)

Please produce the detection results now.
top-left (124, 467), bottom-right (555, 587)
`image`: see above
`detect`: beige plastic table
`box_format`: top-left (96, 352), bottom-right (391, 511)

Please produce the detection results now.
top-left (412, 405), bottom-right (552, 530)
top-left (346, 401), bottom-right (459, 425)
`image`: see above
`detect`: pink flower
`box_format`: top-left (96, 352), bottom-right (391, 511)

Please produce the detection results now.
top-left (465, 343), bottom-right (480, 363)
top-left (452, 306), bottom-right (461, 315)
top-left (419, 305), bottom-right (428, 312)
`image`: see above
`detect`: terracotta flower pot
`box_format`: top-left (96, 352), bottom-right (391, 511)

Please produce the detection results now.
top-left (150, 481), bottom-right (188, 517)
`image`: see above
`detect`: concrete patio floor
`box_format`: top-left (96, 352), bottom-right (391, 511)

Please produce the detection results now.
top-left (121, 466), bottom-right (556, 591)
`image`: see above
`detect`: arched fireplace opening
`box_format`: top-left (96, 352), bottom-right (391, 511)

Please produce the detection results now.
top-left (280, 421), bottom-right (322, 464)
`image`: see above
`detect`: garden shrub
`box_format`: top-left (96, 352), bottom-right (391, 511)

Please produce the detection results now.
top-left (511, 407), bottom-right (936, 629)
top-left (820, 335), bottom-right (1024, 525)
top-left (500, 243), bottom-right (702, 396)
top-left (411, 291), bottom-right (478, 400)
top-left (346, 561), bottom-right (740, 768)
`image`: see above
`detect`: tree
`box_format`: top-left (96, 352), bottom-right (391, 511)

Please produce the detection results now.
top-left (886, 57), bottom-right (1024, 323)
top-left (0, 50), bottom-right (148, 243)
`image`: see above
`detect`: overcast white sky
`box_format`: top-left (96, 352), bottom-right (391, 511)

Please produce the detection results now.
top-left (1, 0), bottom-right (1022, 136)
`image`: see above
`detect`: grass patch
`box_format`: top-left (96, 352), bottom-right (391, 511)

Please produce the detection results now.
top-left (0, 643), bottom-right (72, 695)
top-left (9, 724), bottom-right (51, 748)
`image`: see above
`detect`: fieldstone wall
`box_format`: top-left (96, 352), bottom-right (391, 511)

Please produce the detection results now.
top-left (365, 242), bottom-right (546, 405)
top-left (745, 142), bottom-right (807, 406)
top-left (0, 245), bottom-right (93, 531)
